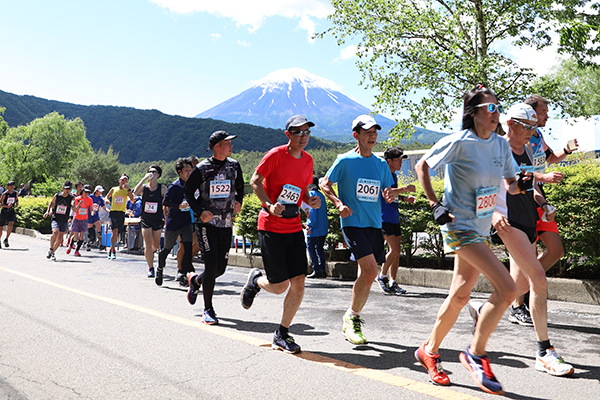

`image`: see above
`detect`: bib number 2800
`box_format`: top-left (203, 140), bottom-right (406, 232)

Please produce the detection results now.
top-left (475, 186), bottom-right (499, 219)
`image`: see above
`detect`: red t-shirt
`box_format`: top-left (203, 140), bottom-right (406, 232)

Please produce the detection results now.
top-left (74, 196), bottom-right (94, 220)
top-left (256, 145), bottom-right (313, 234)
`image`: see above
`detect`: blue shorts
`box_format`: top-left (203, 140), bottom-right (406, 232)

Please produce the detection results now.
top-left (342, 226), bottom-right (385, 264)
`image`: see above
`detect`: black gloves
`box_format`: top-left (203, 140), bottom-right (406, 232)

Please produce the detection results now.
top-left (516, 171), bottom-right (533, 194)
top-left (432, 202), bottom-right (452, 225)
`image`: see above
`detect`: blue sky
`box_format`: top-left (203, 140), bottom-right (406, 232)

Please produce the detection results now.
top-left (1, 0), bottom-right (559, 131)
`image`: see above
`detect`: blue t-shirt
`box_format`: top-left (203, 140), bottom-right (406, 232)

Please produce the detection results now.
top-left (325, 150), bottom-right (395, 229)
top-left (381, 170), bottom-right (400, 224)
top-left (306, 189), bottom-right (328, 237)
top-left (423, 129), bottom-right (518, 236)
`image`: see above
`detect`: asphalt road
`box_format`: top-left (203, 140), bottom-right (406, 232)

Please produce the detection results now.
top-left (1, 233), bottom-right (598, 400)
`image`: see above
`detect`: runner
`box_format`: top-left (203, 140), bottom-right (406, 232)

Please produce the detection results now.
top-left (68, 185), bottom-right (94, 256)
top-left (156, 158), bottom-right (194, 287)
top-left (377, 147), bottom-right (416, 295)
top-left (505, 95), bottom-right (578, 325)
top-left (240, 115), bottom-right (320, 354)
top-left (105, 175), bottom-right (135, 259)
top-left (65, 182), bottom-right (83, 250)
top-left (0, 181), bottom-right (18, 249)
top-left (43, 181), bottom-right (74, 260)
top-left (185, 131), bottom-right (244, 325)
top-left (413, 85), bottom-right (524, 395)
top-left (485, 102), bottom-right (574, 376)
top-left (134, 165), bottom-right (167, 278)
top-left (320, 115), bottom-right (395, 345)
top-left (304, 176), bottom-right (328, 279)
top-left (87, 185), bottom-right (109, 251)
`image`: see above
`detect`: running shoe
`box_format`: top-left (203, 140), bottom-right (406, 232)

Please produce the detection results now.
top-left (99, 244), bottom-right (106, 251)
top-left (107, 250), bottom-right (112, 259)
top-left (86, 243), bottom-right (91, 251)
top-left (241, 268), bottom-right (262, 309)
top-left (342, 310), bottom-right (367, 344)
top-left (414, 342), bottom-right (451, 386)
top-left (66, 245), bottom-right (73, 255)
top-left (508, 304), bottom-right (534, 326)
top-left (179, 274), bottom-right (189, 287)
top-left (389, 282), bottom-right (407, 295)
top-left (74, 250), bottom-right (81, 257)
top-left (3, 238), bottom-right (8, 247)
top-left (376, 275), bottom-right (392, 294)
top-left (147, 267), bottom-right (155, 278)
top-left (51, 252), bottom-right (56, 260)
top-left (535, 347), bottom-right (574, 376)
top-left (46, 249), bottom-right (53, 259)
top-left (467, 301), bottom-right (484, 333)
top-left (155, 267), bottom-right (163, 286)
top-left (202, 308), bottom-right (219, 325)
top-left (187, 273), bottom-right (201, 305)
top-left (459, 347), bottom-right (504, 395)
top-left (272, 331), bottom-right (301, 354)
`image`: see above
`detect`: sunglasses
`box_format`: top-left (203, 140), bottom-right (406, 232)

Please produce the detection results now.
top-left (475, 103), bottom-right (504, 114)
top-left (289, 129), bottom-right (311, 137)
top-left (512, 119), bottom-right (538, 131)
top-left (148, 170), bottom-right (158, 174)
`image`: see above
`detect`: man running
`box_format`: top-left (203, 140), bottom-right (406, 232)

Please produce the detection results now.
top-left (68, 185), bottom-right (94, 256)
top-left (185, 131), bottom-right (244, 325)
top-left (156, 158), bottom-right (194, 286)
top-left (377, 147), bottom-right (416, 295)
top-left (321, 115), bottom-right (395, 345)
top-left (87, 186), bottom-right (109, 251)
top-left (305, 177), bottom-right (328, 279)
top-left (240, 115), bottom-right (320, 354)
top-left (105, 175), bottom-right (134, 259)
top-left (0, 181), bottom-right (18, 248)
top-left (44, 181), bottom-right (74, 260)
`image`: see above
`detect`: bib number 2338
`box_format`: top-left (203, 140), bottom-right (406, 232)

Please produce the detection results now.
top-left (356, 178), bottom-right (380, 202)
top-left (475, 186), bottom-right (499, 219)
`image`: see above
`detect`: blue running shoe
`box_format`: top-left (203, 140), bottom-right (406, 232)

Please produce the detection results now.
top-left (147, 267), bottom-right (155, 278)
top-left (459, 347), bottom-right (504, 395)
top-left (202, 308), bottom-right (218, 325)
top-left (272, 331), bottom-right (301, 354)
top-left (187, 273), bottom-right (201, 305)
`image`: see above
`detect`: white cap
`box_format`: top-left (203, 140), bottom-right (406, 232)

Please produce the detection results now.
top-left (503, 103), bottom-right (538, 123)
top-left (352, 114), bottom-right (382, 132)
top-left (94, 185), bottom-right (104, 193)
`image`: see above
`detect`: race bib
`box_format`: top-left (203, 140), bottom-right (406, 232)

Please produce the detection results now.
top-left (475, 186), bottom-right (499, 219)
top-left (92, 204), bottom-right (99, 212)
top-left (210, 179), bottom-right (231, 199)
top-left (533, 152), bottom-right (546, 172)
top-left (356, 178), bottom-right (380, 202)
top-left (7, 197), bottom-right (15, 205)
top-left (114, 196), bottom-right (124, 205)
top-left (144, 202), bottom-right (158, 214)
top-left (277, 184), bottom-right (301, 205)
top-left (78, 208), bottom-right (88, 216)
top-left (56, 205), bottom-right (67, 215)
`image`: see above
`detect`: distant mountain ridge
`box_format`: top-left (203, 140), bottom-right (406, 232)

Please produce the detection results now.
top-left (0, 89), bottom-right (338, 164)
top-left (195, 67), bottom-right (446, 143)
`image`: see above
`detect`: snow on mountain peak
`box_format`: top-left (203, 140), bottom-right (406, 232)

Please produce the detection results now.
top-left (252, 67), bottom-right (343, 93)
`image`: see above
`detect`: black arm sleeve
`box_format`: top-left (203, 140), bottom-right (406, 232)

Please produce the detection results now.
top-left (235, 162), bottom-right (245, 205)
top-left (184, 167), bottom-right (204, 216)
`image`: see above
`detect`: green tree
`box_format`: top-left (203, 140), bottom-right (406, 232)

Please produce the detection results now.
top-left (0, 107), bottom-right (9, 139)
top-left (321, 0), bottom-right (600, 135)
top-left (69, 147), bottom-right (122, 192)
top-left (0, 112), bottom-right (92, 184)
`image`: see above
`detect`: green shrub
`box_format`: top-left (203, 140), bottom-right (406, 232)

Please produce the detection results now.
top-left (15, 196), bottom-right (52, 233)
top-left (235, 193), bottom-right (262, 252)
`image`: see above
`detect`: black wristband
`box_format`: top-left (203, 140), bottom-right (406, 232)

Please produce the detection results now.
top-left (563, 147), bottom-right (572, 155)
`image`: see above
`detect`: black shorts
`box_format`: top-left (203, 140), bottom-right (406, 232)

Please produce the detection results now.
top-left (109, 211), bottom-right (126, 233)
top-left (342, 226), bottom-right (386, 264)
top-left (382, 222), bottom-right (401, 237)
top-left (0, 212), bottom-right (15, 226)
top-left (141, 218), bottom-right (164, 231)
top-left (510, 220), bottom-right (537, 244)
top-left (258, 230), bottom-right (307, 284)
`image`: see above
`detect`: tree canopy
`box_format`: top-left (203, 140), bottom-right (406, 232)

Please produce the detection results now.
top-left (321, 0), bottom-right (600, 134)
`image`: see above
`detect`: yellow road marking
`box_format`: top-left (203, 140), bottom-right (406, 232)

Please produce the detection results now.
top-left (0, 266), bottom-right (482, 400)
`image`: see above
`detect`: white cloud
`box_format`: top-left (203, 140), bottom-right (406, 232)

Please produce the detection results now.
top-left (298, 15), bottom-right (316, 43)
top-left (210, 33), bottom-right (221, 42)
top-left (151, 0), bottom-right (333, 32)
top-left (333, 44), bottom-right (358, 62)
top-left (237, 40), bottom-right (250, 47)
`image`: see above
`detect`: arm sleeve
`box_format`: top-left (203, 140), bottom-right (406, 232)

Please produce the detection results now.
top-left (185, 167), bottom-right (204, 216)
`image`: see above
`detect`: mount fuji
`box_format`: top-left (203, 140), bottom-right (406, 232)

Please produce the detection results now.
top-left (196, 68), bottom-right (432, 143)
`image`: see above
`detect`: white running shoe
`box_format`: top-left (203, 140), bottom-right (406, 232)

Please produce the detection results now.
top-left (535, 347), bottom-right (574, 376)
top-left (467, 301), bottom-right (484, 334)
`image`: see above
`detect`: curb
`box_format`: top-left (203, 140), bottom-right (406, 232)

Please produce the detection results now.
top-left (228, 249), bottom-right (600, 306)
